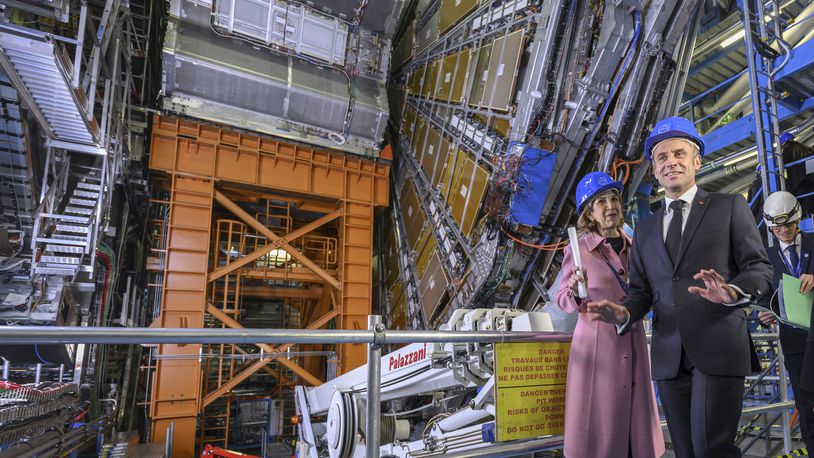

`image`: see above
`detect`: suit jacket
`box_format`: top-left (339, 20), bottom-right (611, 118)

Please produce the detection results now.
top-left (621, 188), bottom-right (773, 379)
top-left (757, 232), bottom-right (814, 355)
top-left (803, 303), bottom-right (814, 391)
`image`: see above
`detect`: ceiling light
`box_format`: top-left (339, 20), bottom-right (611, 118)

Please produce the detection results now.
top-left (720, 12), bottom-right (778, 49)
top-left (723, 151), bottom-right (756, 167)
top-left (720, 30), bottom-right (745, 48)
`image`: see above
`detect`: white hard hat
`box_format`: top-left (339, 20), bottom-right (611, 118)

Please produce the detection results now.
top-left (763, 191), bottom-right (801, 227)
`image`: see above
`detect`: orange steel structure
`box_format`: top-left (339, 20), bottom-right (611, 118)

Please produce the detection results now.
top-left (147, 115), bottom-right (389, 456)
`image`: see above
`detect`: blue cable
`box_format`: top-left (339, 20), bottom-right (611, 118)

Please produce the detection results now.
top-left (34, 344), bottom-right (53, 365)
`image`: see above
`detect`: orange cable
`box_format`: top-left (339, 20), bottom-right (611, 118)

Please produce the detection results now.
top-left (503, 229), bottom-right (569, 251)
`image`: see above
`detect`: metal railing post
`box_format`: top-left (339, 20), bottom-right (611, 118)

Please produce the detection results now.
top-left (366, 315), bottom-right (383, 457)
top-left (164, 421), bottom-right (174, 458)
top-left (777, 338), bottom-right (792, 450)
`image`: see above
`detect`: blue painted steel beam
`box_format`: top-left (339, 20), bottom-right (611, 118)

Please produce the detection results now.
top-left (687, 44), bottom-right (744, 81)
top-left (703, 96), bottom-right (814, 154)
top-left (773, 37), bottom-right (814, 80)
top-left (701, 37), bottom-right (814, 155)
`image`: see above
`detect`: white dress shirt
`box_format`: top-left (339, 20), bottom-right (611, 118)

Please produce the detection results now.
top-left (662, 185), bottom-right (698, 241)
top-left (778, 233), bottom-right (802, 273)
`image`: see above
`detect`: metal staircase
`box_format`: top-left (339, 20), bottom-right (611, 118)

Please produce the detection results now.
top-left (0, 23), bottom-right (111, 278)
top-left (31, 155), bottom-right (104, 277)
top-left (0, 29), bottom-right (99, 145)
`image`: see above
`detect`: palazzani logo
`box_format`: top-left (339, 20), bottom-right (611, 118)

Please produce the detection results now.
top-left (388, 345), bottom-right (427, 371)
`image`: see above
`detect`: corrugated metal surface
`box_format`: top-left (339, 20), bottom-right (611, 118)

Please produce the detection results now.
top-left (0, 32), bottom-right (99, 145)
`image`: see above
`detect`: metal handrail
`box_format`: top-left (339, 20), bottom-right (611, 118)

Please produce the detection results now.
top-left (0, 326), bottom-right (572, 345)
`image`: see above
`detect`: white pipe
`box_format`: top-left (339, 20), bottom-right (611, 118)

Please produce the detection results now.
top-left (702, 2), bottom-right (814, 133)
top-left (436, 407), bottom-right (492, 433)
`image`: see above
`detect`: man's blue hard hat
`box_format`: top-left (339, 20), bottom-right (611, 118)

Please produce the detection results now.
top-left (576, 172), bottom-right (623, 213)
top-left (644, 116), bottom-right (705, 160)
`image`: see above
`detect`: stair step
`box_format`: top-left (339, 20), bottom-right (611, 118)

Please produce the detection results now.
top-left (56, 224), bottom-right (89, 234)
top-left (49, 213), bottom-right (89, 224)
top-left (36, 235), bottom-right (86, 246)
top-left (45, 244), bottom-right (83, 254)
top-left (40, 255), bottom-right (81, 265)
top-left (69, 198), bottom-right (96, 207)
top-left (76, 182), bottom-right (102, 191)
top-left (73, 190), bottom-right (99, 199)
top-left (34, 265), bottom-right (77, 276)
top-left (65, 206), bottom-right (93, 215)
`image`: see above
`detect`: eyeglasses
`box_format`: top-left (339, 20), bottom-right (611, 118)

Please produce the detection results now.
top-left (770, 221), bottom-right (798, 230)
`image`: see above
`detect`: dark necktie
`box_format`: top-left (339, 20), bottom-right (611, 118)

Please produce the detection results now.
top-left (786, 245), bottom-right (800, 276)
top-left (666, 200), bottom-right (685, 263)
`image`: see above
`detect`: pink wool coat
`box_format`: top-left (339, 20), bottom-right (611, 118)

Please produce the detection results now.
top-left (555, 230), bottom-right (664, 458)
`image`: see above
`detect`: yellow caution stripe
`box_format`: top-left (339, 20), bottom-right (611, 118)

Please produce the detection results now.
top-left (774, 447), bottom-right (808, 457)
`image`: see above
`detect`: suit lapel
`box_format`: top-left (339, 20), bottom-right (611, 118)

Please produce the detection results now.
top-left (673, 188), bottom-right (711, 274)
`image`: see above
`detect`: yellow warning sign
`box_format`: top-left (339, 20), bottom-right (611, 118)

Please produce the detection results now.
top-left (494, 341), bottom-right (570, 441)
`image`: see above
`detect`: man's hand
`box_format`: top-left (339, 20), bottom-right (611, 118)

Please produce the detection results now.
top-left (688, 269), bottom-right (738, 304)
top-left (586, 300), bottom-right (630, 325)
top-left (757, 311), bottom-right (776, 326)
top-left (800, 274), bottom-right (814, 294)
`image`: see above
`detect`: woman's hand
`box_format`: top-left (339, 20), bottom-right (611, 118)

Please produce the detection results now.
top-left (567, 266), bottom-right (586, 293)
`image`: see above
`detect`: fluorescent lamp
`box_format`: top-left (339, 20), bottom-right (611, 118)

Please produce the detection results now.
top-left (720, 30), bottom-right (745, 48)
top-left (719, 12), bottom-right (777, 49)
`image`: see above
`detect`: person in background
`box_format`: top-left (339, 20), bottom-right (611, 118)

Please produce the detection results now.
top-left (747, 133), bottom-right (814, 230)
top-left (588, 116), bottom-right (772, 458)
top-left (757, 191), bottom-right (814, 453)
top-left (555, 171), bottom-right (664, 458)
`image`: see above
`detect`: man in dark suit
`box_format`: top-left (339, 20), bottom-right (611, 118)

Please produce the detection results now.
top-left (589, 116), bottom-right (772, 458)
top-left (757, 191), bottom-right (814, 452)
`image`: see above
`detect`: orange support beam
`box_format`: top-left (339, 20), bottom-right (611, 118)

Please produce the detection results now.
top-left (207, 208), bottom-right (342, 283)
top-left (150, 115), bottom-right (389, 206)
top-left (150, 176), bottom-right (214, 458)
top-left (213, 190), bottom-right (341, 290)
top-left (339, 201), bottom-right (374, 372)
top-left (202, 304), bottom-right (340, 407)
top-left (241, 268), bottom-right (336, 282)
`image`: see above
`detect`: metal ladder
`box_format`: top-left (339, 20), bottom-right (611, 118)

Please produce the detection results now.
top-left (740, 0), bottom-right (790, 203)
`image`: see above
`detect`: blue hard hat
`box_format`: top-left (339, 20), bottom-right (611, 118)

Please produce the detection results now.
top-left (576, 172), bottom-right (623, 213)
top-left (644, 116), bottom-right (705, 160)
top-left (780, 132), bottom-right (795, 144)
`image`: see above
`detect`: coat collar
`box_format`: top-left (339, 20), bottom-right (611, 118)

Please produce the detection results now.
top-left (582, 228), bottom-right (632, 252)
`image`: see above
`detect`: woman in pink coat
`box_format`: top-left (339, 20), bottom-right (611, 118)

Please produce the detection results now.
top-left (555, 172), bottom-right (664, 458)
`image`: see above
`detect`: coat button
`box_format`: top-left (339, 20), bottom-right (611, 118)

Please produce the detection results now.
top-left (673, 275), bottom-right (679, 282)
top-left (618, 268), bottom-right (626, 276)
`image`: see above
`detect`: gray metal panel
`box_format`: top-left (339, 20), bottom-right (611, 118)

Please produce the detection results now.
top-left (0, 73), bottom-right (33, 225)
top-left (416, 13), bottom-right (440, 54)
top-left (212, 0), bottom-right (349, 65)
top-left (163, 19), bottom-right (388, 155)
